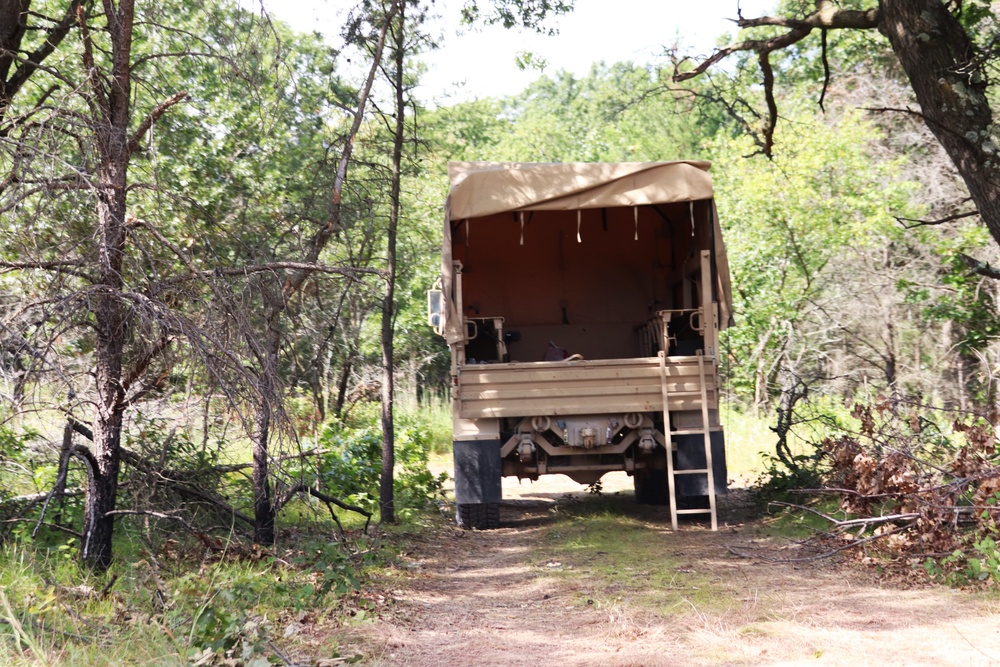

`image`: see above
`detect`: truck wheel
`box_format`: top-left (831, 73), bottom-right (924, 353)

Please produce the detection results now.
top-left (633, 468), bottom-right (669, 505)
top-left (457, 502), bottom-right (500, 529)
top-left (676, 494), bottom-right (709, 511)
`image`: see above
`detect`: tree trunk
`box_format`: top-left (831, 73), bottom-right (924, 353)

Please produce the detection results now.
top-left (878, 0), bottom-right (1000, 247)
top-left (1, 0), bottom-right (83, 125)
top-left (252, 309), bottom-right (280, 545)
top-left (80, 0), bottom-right (134, 571)
top-left (242, 4), bottom-right (396, 545)
top-left (334, 355), bottom-right (354, 419)
top-left (379, 0), bottom-right (405, 524)
top-left (0, 0), bottom-right (29, 119)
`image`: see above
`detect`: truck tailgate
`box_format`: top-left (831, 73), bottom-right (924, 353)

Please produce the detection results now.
top-left (457, 356), bottom-right (717, 419)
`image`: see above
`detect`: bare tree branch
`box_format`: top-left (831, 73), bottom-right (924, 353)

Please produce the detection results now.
top-left (127, 91), bottom-right (186, 156)
top-left (672, 2), bottom-right (879, 158)
top-left (819, 29), bottom-right (830, 112)
top-left (958, 251), bottom-right (1000, 280)
top-left (896, 209), bottom-right (979, 229)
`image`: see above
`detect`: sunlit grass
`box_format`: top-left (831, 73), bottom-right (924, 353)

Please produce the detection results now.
top-left (721, 404), bottom-right (831, 486)
top-left (720, 406), bottom-right (775, 485)
top-left (396, 392), bottom-right (452, 455)
top-left (0, 390), bottom-right (453, 666)
top-left (0, 521), bottom-right (391, 666)
top-left (532, 500), bottom-right (726, 615)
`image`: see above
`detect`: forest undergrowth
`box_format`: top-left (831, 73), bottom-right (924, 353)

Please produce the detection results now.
top-left (746, 391), bottom-right (1000, 589)
top-left (0, 400), bottom-right (450, 666)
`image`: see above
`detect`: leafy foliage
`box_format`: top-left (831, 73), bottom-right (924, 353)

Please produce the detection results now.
top-left (714, 110), bottom-right (920, 403)
top-left (287, 404), bottom-right (448, 519)
top-left (460, 0), bottom-right (575, 34)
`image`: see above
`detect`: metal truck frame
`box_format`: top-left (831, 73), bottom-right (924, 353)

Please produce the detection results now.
top-left (430, 162), bottom-right (733, 530)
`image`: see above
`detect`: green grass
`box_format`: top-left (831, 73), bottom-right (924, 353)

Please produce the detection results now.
top-left (753, 498), bottom-right (843, 540)
top-left (0, 401), bottom-right (448, 663)
top-left (0, 522), bottom-right (393, 666)
top-left (396, 393), bottom-right (452, 455)
top-left (721, 404), bottom-right (832, 487)
top-left (530, 498), bottom-right (726, 615)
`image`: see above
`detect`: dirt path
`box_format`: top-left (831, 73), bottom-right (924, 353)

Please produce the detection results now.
top-left (344, 473), bottom-right (1000, 666)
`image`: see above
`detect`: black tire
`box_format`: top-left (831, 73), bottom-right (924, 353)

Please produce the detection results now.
top-left (632, 450), bottom-right (670, 505)
top-left (676, 494), bottom-right (710, 511)
top-left (457, 502), bottom-right (500, 529)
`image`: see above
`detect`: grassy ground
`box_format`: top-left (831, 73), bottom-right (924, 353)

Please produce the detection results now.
top-left (720, 405), bottom-right (776, 484)
top-left (0, 519), bottom-right (391, 666)
top-left (0, 398), bottom-right (453, 666)
top-left (342, 482), bottom-right (1000, 667)
top-left (0, 404), bottom-right (786, 665)
top-left (526, 497), bottom-right (725, 615)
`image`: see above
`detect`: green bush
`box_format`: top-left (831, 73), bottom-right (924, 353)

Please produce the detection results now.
top-left (752, 450), bottom-right (824, 506)
top-left (305, 403), bottom-right (447, 518)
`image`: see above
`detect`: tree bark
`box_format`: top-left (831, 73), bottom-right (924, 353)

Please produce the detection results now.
top-left (251, 307), bottom-right (281, 545)
top-left (876, 0), bottom-right (1000, 250)
top-left (380, 0), bottom-right (405, 524)
top-left (81, 0), bottom-right (135, 571)
top-left (0, 1), bottom-right (30, 89)
top-left (1, 0), bottom-right (83, 127)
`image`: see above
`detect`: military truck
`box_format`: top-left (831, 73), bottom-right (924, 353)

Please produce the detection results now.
top-left (428, 161), bottom-right (733, 530)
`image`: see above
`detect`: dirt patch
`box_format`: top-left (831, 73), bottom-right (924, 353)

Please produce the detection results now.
top-left (341, 473), bottom-right (1000, 666)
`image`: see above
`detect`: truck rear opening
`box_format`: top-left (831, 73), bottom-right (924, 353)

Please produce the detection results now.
top-left (431, 161), bottom-right (734, 530)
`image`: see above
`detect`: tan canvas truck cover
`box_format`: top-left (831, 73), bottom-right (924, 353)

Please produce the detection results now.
top-left (441, 161), bottom-right (733, 346)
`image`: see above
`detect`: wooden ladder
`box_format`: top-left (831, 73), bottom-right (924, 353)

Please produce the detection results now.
top-left (659, 350), bottom-right (719, 531)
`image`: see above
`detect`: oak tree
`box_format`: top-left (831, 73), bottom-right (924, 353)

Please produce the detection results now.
top-left (675, 1), bottom-right (1000, 260)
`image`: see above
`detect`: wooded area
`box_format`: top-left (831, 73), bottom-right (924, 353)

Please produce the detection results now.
top-left (1, 0), bottom-right (1000, 663)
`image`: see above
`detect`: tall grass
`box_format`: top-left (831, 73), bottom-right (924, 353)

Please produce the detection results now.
top-left (0, 544), bottom-right (181, 666)
top-left (720, 402), bottom-right (840, 486)
top-left (0, 525), bottom-right (382, 666)
top-left (720, 406), bottom-right (776, 485)
top-left (396, 391), bottom-right (452, 455)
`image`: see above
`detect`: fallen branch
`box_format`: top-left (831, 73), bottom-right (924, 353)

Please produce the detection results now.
top-left (117, 448), bottom-right (255, 528)
top-left (0, 518), bottom-right (82, 538)
top-left (768, 501), bottom-right (919, 528)
top-left (103, 510), bottom-right (225, 550)
top-left (0, 488), bottom-right (85, 506)
top-left (274, 484), bottom-right (372, 535)
top-left (726, 524), bottom-right (912, 563)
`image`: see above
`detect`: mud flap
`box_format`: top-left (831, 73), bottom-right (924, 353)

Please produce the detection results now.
top-left (453, 439), bottom-right (503, 505)
top-left (673, 432), bottom-right (727, 497)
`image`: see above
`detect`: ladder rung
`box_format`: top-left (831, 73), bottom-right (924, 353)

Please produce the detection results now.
top-left (673, 468), bottom-right (709, 475)
top-left (676, 508), bottom-right (713, 515)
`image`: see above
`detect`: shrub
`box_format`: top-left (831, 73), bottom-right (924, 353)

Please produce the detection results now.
top-left (302, 403), bottom-right (448, 518)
